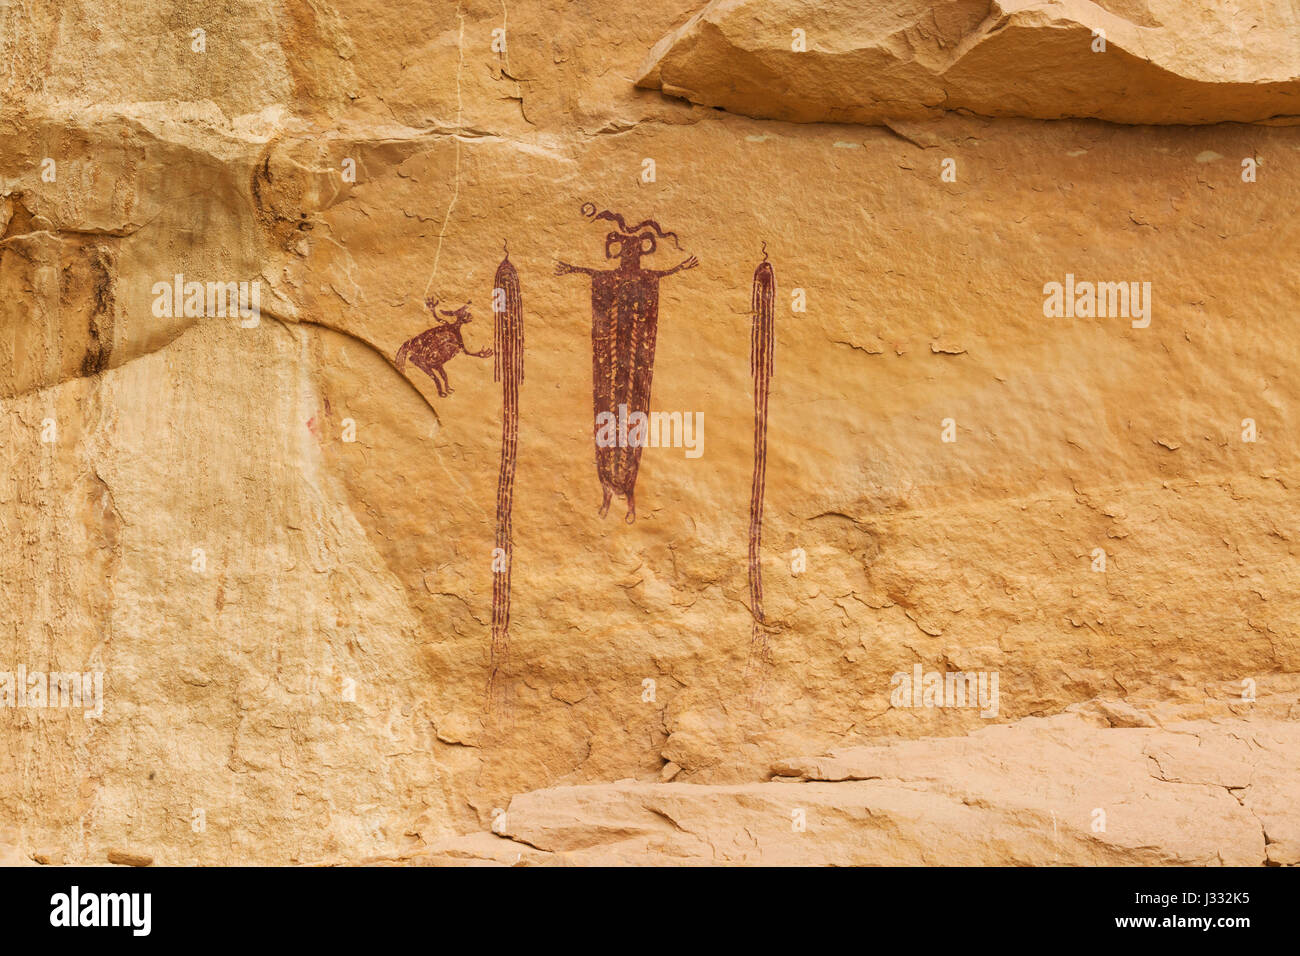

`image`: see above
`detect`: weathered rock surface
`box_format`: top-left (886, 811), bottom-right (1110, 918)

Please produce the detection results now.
top-left (1, 1), bottom-right (1297, 865)
top-left (639, 0), bottom-right (1300, 125)
top-left (400, 692), bottom-right (1300, 865)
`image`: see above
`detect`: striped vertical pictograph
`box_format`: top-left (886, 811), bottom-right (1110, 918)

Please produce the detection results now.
top-left (488, 243), bottom-right (524, 713)
top-left (747, 244), bottom-right (776, 690)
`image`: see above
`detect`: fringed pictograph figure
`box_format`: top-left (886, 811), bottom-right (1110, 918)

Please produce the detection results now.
top-left (488, 244), bottom-right (524, 714)
top-left (747, 245), bottom-right (776, 685)
top-left (557, 202), bottom-right (698, 523)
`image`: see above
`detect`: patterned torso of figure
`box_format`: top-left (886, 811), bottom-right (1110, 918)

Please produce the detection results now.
top-left (404, 324), bottom-right (465, 370)
top-left (591, 270), bottom-right (660, 513)
top-left (557, 204), bottom-right (697, 523)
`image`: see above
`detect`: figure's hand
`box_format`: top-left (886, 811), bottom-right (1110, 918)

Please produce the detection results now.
top-left (555, 261), bottom-right (574, 276)
top-left (680, 255), bottom-right (699, 271)
top-left (423, 296), bottom-right (439, 313)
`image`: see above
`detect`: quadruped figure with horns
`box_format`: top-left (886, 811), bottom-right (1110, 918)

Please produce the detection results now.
top-left (556, 203), bottom-right (698, 522)
top-left (395, 298), bottom-right (493, 398)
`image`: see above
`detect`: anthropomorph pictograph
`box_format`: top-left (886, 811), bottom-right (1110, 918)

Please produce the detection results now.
top-left (748, 246), bottom-right (776, 672)
top-left (488, 245), bottom-right (524, 712)
top-left (556, 202), bottom-right (698, 522)
top-left (395, 299), bottom-right (492, 397)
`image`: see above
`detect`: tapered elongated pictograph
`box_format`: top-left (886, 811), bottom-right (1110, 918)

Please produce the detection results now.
top-left (748, 246), bottom-right (776, 667)
top-left (488, 245), bottom-right (524, 710)
top-left (557, 203), bottom-right (698, 522)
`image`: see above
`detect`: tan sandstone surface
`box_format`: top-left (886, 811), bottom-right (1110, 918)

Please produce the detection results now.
top-left (399, 689), bottom-right (1300, 866)
top-left (0, 0), bottom-right (1297, 865)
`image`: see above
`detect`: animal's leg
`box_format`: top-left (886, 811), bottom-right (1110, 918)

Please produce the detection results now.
top-left (598, 485), bottom-right (612, 518)
top-left (409, 353), bottom-right (438, 391)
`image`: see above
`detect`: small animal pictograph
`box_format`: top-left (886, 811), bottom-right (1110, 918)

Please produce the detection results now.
top-left (395, 298), bottom-right (493, 396)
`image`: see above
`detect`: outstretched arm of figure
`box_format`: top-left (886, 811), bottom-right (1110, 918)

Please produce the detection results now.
top-left (555, 260), bottom-right (599, 276)
top-left (651, 255), bottom-right (699, 278)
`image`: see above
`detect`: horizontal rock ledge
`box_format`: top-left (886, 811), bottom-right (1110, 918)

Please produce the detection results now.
top-left (638, 0), bottom-right (1300, 126)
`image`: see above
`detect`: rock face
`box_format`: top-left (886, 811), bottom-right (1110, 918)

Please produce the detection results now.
top-left (404, 690), bottom-right (1300, 866)
top-left (1, 1), bottom-right (1297, 865)
top-left (638, 0), bottom-right (1300, 125)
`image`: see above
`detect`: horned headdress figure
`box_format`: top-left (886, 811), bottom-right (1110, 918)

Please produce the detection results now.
top-left (556, 202), bottom-right (698, 522)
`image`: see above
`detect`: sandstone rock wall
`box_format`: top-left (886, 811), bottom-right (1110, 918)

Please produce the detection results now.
top-left (1, 1), bottom-right (1296, 864)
